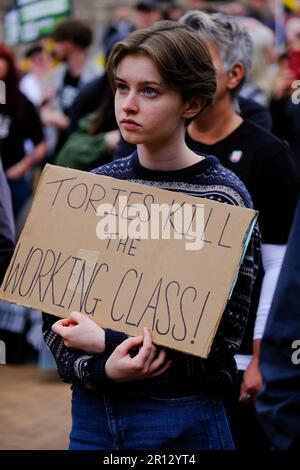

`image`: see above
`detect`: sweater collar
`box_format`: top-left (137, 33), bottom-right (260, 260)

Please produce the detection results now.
top-left (131, 151), bottom-right (219, 182)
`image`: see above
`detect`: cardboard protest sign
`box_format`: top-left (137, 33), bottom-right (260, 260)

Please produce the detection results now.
top-left (0, 164), bottom-right (257, 358)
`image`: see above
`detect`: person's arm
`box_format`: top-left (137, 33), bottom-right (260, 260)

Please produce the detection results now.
top-left (42, 312), bottom-right (128, 389)
top-left (5, 96), bottom-right (47, 181)
top-left (240, 243), bottom-right (286, 402)
top-left (5, 141), bottom-right (47, 181)
top-left (43, 312), bottom-right (171, 388)
top-left (41, 106), bottom-right (70, 130)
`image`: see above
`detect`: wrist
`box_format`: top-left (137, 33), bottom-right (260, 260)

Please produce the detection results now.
top-left (93, 329), bottom-right (105, 353)
top-left (104, 359), bottom-right (114, 380)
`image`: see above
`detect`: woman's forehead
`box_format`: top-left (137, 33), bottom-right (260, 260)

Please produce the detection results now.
top-left (116, 54), bottom-right (163, 83)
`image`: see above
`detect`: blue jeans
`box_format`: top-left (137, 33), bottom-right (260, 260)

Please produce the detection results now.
top-left (69, 386), bottom-right (235, 450)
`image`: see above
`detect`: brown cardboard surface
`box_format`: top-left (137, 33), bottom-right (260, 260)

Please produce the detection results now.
top-left (0, 164), bottom-right (257, 357)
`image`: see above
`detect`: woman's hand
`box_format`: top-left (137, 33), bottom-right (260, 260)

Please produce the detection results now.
top-left (105, 327), bottom-right (172, 382)
top-left (51, 311), bottom-right (105, 353)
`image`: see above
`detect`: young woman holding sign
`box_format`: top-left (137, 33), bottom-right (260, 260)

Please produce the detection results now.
top-left (43, 21), bottom-right (260, 450)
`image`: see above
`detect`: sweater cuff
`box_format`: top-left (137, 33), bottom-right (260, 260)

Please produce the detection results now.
top-left (88, 355), bottom-right (112, 388)
top-left (105, 328), bottom-right (128, 354)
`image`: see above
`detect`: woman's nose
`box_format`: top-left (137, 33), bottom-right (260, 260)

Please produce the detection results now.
top-left (122, 93), bottom-right (138, 113)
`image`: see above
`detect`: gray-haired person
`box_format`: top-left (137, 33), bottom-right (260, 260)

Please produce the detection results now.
top-left (180, 10), bottom-right (299, 449)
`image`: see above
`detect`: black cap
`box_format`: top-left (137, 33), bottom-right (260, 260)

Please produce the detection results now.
top-left (135, 0), bottom-right (159, 12)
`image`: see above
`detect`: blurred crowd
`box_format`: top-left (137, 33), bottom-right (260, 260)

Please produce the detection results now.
top-left (1, 0), bottom-right (300, 451)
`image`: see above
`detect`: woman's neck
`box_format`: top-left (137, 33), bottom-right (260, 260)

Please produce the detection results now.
top-left (137, 132), bottom-right (204, 172)
top-left (188, 98), bottom-right (243, 145)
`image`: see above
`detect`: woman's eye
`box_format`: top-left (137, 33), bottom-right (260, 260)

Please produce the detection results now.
top-left (143, 87), bottom-right (158, 97)
top-left (116, 83), bottom-right (128, 93)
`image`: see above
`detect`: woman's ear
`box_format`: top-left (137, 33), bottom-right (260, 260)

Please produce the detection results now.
top-left (182, 97), bottom-right (207, 120)
top-left (227, 62), bottom-right (245, 92)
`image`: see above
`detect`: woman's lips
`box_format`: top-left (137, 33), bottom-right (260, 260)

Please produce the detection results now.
top-left (120, 119), bottom-right (141, 130)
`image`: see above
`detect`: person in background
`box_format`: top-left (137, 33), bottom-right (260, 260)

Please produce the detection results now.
top-left (134, 0), bottom-right (163, 29)
top-left (0, 44), bottom-right (46, 216)
top-left (238, 17), bottom-right (278, 106)
top-left (64, 2), bottom-right (164, 141)
top-left (0, 158), bottom-right (15, 283)
top-left (285, 16), bottom-right (300, 81)
top-left (102, 3), bottom-right (134, 58)
top-left (43, 21), bottom-right (260, 450)
top-left (164, 2), bottom-right (185, 22)
top-left (41, 19), bottom-right (101, 156)
top-left (179, 10), bottom-right (299, 449)
top-left (256, 197), bottom-right (300, 450)
top-left (20, 44), bottom-right (51, 109)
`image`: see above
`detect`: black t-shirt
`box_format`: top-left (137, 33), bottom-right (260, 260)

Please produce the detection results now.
top-left (55, 70), bottom-right (90, 154)
top-left (0, 93), bottom-right (44, 171)
top-left (186, 119), bottom-right (299, 245)
top-left (239, 96), bottom-right (272, 131)
top-left (59, 70), bottom-right (81, 115)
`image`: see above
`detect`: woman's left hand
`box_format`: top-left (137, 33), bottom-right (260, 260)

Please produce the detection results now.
top-left (51, 311), bottom-right (105, 354)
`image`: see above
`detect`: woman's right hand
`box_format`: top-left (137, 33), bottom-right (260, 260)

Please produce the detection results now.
top-left (51, 311), bottom-right (105, 354)
top-left (105, 327), bottom-right (172, 382)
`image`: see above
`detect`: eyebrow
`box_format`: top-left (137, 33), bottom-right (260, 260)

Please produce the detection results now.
top-left (115, 76), bottom-right (163, 87)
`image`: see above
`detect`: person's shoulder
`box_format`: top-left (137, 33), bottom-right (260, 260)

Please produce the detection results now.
top-left (82, 61), bottom-right (102, 83)
top-left (238, 96), bottom-right (272, 131)
top-left (20, 73), bottom-right (35, 86)
top-left (79, 73), bottom-right (107, 95)
top-left (197, 156), bottom-right (253, 209)
top-left (241, 119), bottom-right (290, 153)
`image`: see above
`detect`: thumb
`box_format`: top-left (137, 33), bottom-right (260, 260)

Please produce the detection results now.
top-left (52, 320), bottom-right (65, 336)
top-left (117, 334), bottom-right (144, 355)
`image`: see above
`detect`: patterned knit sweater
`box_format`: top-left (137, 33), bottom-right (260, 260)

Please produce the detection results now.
top-left (43, 152), bottom-right (260, 397)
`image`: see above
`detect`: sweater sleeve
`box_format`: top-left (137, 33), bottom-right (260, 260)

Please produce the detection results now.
top-left (42, 313), bottom-right (128, 390)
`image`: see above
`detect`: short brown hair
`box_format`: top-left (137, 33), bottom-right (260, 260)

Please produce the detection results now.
top-left (107, 20), bottom-right (216, 105)
top-left (53, 19), bottom-right (93, 49)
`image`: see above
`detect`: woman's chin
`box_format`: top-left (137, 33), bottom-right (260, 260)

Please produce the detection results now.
top-left (120, 131), bottom-right (143, 146)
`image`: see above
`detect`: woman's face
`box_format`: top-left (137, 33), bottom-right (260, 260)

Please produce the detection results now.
top-left (0, 58), bottom-right (9, 81)
top-left (114, 54), bottom-right (188, 148)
